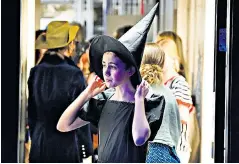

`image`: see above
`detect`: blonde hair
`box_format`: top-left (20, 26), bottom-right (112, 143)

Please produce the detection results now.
top-left (140, 43), bottom-right (165, 85)
top-left (156, 31), bottom-right (188, 80)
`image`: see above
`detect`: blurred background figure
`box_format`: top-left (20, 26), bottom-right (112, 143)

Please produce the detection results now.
top-left (156, 31), bottom-right (200, 163)
top-left (73, 41), bottom-right (91, 79)
top-left (35, 29), bottom-right (47, 65)
top-left (73, 37), bottom-right (97, 84)
top-left (28, 21), bottom-right (93, 163)
top-left (70, 21), bottom-right (87, 61)
top-left (156, 31), bottom-right (188, 80)
top-left (113, 25), bottom-right (133, 39)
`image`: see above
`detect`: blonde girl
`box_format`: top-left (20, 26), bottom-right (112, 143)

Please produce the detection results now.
top-left (140, 43), bottom-right (181, 163)
top-left (157, 31), bottom-right (200, 163)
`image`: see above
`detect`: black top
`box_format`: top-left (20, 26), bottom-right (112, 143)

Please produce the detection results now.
top-left (28, 53), bottom-right (93, 163)
top-left (79, 89), bottom-right (166, 163)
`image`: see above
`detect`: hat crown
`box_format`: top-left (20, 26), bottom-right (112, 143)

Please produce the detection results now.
top-left (35, 21), bottom-right (79, 49)
top-left (118, 3), bottom-right (159, 67)
top-left (46, 21), bottom-right (69, 47)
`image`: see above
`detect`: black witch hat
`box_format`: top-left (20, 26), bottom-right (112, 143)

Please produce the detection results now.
top-left (89, 3), bottom-right (159, 88)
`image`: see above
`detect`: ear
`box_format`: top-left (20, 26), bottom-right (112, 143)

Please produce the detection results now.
top-left (70, 41), bottom-right (75, 47)
top-left (128, 66), bottom-right (136, 77)
top-left (68, 41), bottom-right (75, 55)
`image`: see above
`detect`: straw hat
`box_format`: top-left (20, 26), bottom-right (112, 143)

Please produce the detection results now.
top-left (35, 21), bottom-right (79, 49)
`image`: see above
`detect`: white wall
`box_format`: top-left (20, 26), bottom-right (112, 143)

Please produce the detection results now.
top-left (19, 0), bottom-right (36, 162)
top-left (201, 0), bottom-right (216, 162)
top-left (176, 0), bottom-right (216, 162)
top-left (35, 0), bottom-right (41, 30)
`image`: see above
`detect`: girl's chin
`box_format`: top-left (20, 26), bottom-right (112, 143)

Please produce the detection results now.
top-left (105, 82), bottom-right (116, 88)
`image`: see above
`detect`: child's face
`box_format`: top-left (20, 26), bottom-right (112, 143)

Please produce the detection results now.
top-left (102, 52), bottom-right (130, 88)
top-left (159, 40), bottom-right (178, 73)
top-left (163, 54), bottom-right (175, 73)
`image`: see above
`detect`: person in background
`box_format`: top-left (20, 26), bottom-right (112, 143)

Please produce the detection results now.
top-left (70, 21), bottom-right (86, 61)
top-left (73, 37), bottom-right (97, 84)
top-left (35, 29), bottom-right (47, 65)
top-left (156, 31), bottom-right (188, 79)
top-left (28, 21), bottom-right (93, 163)
top-left (140, 43), bottom-right (181, 163)
top-left (73, 42), bottom-right (91, 79)
top-left (156, 31), bottom-right (200, 163)
top-left (113, 25), bottom-right (133, 39)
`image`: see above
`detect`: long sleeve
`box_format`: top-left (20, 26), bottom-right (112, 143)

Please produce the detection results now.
top-left (69, 71), bottom-right (87, 102)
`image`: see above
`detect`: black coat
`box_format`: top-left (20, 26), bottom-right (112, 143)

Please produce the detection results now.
top-left (27, 53), bottom-right (92, 163)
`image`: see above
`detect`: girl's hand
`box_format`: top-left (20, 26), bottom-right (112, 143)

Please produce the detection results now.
top-left (86, 75), bottom-right (106, 98)
top-left (135, 80), bottom-right (149, 101)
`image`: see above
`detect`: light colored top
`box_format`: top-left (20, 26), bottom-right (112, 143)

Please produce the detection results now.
top-left (148, 85), bottom-right (181, 148)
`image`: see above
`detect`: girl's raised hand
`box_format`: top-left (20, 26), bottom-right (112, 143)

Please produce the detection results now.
top-left (135, 80), bottom-right (149, 100)
top-left (86, 75), bottom-right (106, 98)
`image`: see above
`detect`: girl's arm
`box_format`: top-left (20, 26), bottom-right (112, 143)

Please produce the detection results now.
top-left (179, 105), bottom-right (190, 124)
top-left (57, 90), bottom-right (91, 132)
top-left (171, 76), bottom-right (192, 124)
top-left (132, 80), bottom-right (151, 146)
top-left (57, 76), bottom-right (106, 132)
top-left (177, 104), bottom-right (191, 152)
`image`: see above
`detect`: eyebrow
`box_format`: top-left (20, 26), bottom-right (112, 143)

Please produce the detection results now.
top-left (102, 61), bottom-right (118, 66)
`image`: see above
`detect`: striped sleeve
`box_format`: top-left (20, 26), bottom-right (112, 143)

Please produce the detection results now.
top-left (170, 76), bottom-right (193, 109)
